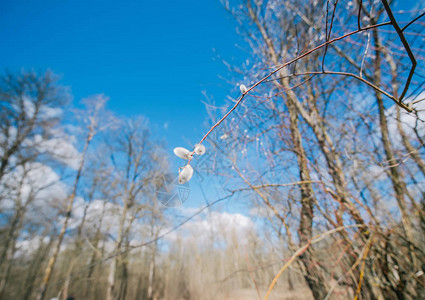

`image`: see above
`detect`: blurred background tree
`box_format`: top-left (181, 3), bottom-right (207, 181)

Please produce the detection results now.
top-left (0, 0), bottom-right (424, 299)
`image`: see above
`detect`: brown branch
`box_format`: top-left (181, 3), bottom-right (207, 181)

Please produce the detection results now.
top-left (264, 224), bottom-right (366, 300)
top-left (381, 0), bottom-right (417, 101)
top-left (266, 70), bottom-right (411, 111)
top-left (322, 0), bottom-right (339, 72)
top-left (190, 21), bottom-right (393, 152)
top-left (357, 0), bottom-right (363, 30)
top-left (401, 11), bottom-right (425, 32)
top-left (232, 180), bottom-right (323, 192)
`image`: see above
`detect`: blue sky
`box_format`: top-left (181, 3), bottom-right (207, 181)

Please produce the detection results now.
top-left (0, 0), bottom-right (249, 209)
top-left (0, 0), bottom-right (246, 151)
top-left (2, 0), bottom-right (421, 158)
top-left (4, 0), bottom-right (421, 212)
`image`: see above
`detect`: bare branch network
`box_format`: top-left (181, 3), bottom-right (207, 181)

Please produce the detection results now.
top-left (2, 1), bottom-right (425, 300)
top-left (175, 0), bottom-right (424, 184)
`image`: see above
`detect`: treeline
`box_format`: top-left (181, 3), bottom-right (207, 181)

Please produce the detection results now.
top-left (0, 71), bottom-right (303, 300)
top-left (1, 0), bottom-right (425, 300)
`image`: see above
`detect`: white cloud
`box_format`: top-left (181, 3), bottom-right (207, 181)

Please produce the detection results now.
top-left (365, 164), bottom-right (387, 181)
top-left (0, 126), bottom-right (17, 150)
top-left (23, 95), bottom-right (63, 120)
top-left (23, 97), bottom-right (35, 118)
top-left (1, 162), bottom-right (66, 205)
top-left (35, 136), bottom-right (82, 170)
top-left (164, 210), bottom-right (255, 247)
top-left (14, 235), bottom-right (50, 258)
top-left (39, 105), bottom-right (63, 120)
top-left (0, 161), bottom-right (69, 228)
top-left (385, 92), bottom-right (425, 146)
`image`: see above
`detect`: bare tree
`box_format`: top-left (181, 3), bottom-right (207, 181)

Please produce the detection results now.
top-left (0, 71), bottom-right (68, 299)
top-left (36, 96), bottom-right (108, 300)
top-left (104, 118), bottom-right (166, 300)
top-left (186, 0), bottom-right (425, 299)
top-left (0, 71), bottom-right (66, 182)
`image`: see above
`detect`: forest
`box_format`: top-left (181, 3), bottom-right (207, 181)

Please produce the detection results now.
top-left (1, 0), bottom-right (425, 299)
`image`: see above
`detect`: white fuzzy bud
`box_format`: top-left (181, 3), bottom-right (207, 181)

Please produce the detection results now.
top-left (179, 165), bottom-right (193, 184)
top-left (174, 147), bottom-right (191, 160)
top-left (194, 144), bottom-right (206, 155)
top-left (240, 84), bottom-right (248, 94)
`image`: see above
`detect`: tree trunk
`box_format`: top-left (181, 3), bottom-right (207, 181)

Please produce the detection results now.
top-left (245, 4), bottom-right (334, 297)
top-left (36, 132), bottom-right (93, 300)
top-left (106, 258), bottom-right (117, 300)
top-left (147, 238), bottom-right (158, 300)
top-left (372, 26), bottom-right (417, 286)
top-left (22, 234), bottom-right (55, 300)
top-left (287, 100), bottom-right (332, 299)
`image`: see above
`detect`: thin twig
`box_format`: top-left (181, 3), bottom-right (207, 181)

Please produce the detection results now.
top-left (354, 235), bottom-right (374, 300)
top-left (265, 70), bottom-right (411, 111)
top-left (360, 2), bottom-right (373, 78)
top-left (401, 11), bottom-right (425, 32)
top-left (381, 0), bottom-right (417, 101)
top-left (263, 242), bottom-right (311, 300)
top-left (232, 180), bottom-right (323, 192)
top-left (263, 225), bottom-right (366, 300)
top-left (47, 193), bottom-right (235, 288)
top-left (192, 21), bottom-right (393, 151)
top-left (322, 0), bottom-right (339, 72)
top-left (357, 0), bottom-right (363, 30)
